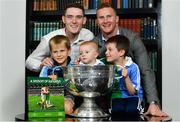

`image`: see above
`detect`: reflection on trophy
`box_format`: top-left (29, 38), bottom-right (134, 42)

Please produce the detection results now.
top-left (63, 65), bottom-right (114, 118)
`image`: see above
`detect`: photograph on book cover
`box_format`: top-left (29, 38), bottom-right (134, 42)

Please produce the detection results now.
top-left (26, 76), bottom-right (65, 120)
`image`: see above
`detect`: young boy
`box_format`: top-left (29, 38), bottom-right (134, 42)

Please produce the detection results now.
top-left (78, 41), bottom-right (104, 65)
top-left (39, 35), bottom-right (73, 78)
top-left (105, 35), bottom-right (143, 116)
top-left (39, 35), bottom-right (74, 114)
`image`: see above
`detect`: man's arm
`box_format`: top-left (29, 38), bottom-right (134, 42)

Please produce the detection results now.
top-left (25, 37), bottom-right (50, 72)
top-left (131, 34), bottom-right (159, 104)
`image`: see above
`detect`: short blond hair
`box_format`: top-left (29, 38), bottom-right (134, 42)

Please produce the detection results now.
top-left (80, 41), bottom-right (99, 52)
top-left (49, 35), bottom-right (71, 51)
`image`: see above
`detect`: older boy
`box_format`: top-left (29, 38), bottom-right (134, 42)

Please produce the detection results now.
top-left (105, 35), bottom-right (143, 117)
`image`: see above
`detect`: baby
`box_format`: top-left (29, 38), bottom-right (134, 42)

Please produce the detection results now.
top-left (78, 41), bottom-right (104, 65)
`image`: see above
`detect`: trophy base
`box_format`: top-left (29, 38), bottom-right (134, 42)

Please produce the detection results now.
top-left (70, 97), bottom-right (109, 118)
top-left (70, 107), bottom-right (109, 118)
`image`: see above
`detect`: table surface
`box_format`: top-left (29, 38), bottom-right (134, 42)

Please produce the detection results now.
top-left (15, 113), bottom-right (172, 121)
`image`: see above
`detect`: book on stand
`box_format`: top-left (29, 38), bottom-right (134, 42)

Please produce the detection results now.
top-left (27, 77), bottom-right (66, 120)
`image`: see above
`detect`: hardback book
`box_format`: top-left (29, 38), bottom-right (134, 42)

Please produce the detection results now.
top-left (26, 77), bottom-right (66, 120)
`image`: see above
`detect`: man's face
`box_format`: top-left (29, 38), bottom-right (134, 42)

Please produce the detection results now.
top-left (96, 7), bottom-right (119, 35)
top-left (79, 44), bottom-right (98, 65)
top-left (62, 7), bottom-right (86, 34)
top-left (105, 43), bottom-right (120, 64)
top-left (51, 43), bottom-right (70, 66)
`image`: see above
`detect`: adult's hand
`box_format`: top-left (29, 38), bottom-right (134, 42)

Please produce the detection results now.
top-left (64, 98), bottom-right (74, 115)
top-left (40, 57), bottom-right (53, 67)
top-left (144, 114), bottom-right (172, 121)
top-left (144, 103), bottom-right (168, 117)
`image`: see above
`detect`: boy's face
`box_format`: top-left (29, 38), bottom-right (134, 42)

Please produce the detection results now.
top-left (105, 43), bottom-right (122, 64)
top-left (51, 43), bottom-right (70, 66)
top-left (62, 7), bottom-right (86, 35)
top-left (79, 44), bottom-right (98, 65)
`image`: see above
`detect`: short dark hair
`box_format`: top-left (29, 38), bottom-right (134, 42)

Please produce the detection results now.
top-left (97, 3), bottom-right (117, 15)
top-left (105, 35), bottom-right (130, 56)
top-left (64, 3), bottom-right (85, 16)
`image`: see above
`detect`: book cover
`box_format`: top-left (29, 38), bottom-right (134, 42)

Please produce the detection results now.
top-left (27, 77), bottom-right (65, 120)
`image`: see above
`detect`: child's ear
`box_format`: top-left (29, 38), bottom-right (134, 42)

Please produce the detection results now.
top-left (95, 51), bottom-right (99, 58)
top-left (119, 49), bottom-right (125, 56)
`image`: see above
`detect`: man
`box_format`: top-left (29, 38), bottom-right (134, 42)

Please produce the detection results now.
top-left (94, 3), bottom-right (168, 117)
top-left (25, 3), bottom-right (94, 72)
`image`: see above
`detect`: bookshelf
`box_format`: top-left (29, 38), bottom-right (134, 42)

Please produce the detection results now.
top-left (26, 0), bottom-right (162, 105)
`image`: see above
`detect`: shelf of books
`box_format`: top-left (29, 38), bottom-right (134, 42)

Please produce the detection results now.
top-left (32, 0), bottom-right (157, 11)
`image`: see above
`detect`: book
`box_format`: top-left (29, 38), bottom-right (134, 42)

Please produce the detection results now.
top-left (148, 0), bottom-right (154, 8)
top-left (27, 77), bottom-right (66, 120)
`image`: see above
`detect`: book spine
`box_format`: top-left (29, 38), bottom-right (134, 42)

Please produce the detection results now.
top-left (147, 17), bottom-right (151, 40)
top-left (148, 0), bottom-right (153, 8)
top-left (131, 0), bottom-right (135, 8)
top-left (128, 0), bottom-right (131, 8)
top-left (135, 0), bottom-right (139, 8)
top-left (153, 19), bottom-right (157, 39)
top-left (143, 0), bottom-right (148, 8)
top-left (33, 22), bottom-right (37, 41)
top-left (139, 0), bottom-right (143, 8)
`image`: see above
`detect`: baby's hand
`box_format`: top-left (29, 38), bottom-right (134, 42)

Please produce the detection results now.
top-left (49, 74), bottom-right (57, 80)
top-left (74, 57), bottom-right (81, 65)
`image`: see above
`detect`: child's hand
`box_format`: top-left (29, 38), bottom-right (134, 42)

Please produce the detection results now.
top-left (48, 74), bottom-right (57, 80)
top-left (73, 57), bottom-right (81, 65)
top-left (117, 65), bottom-right (128, 78)
top-left (122, 67), bottom-right (128, 79)
top-left (64, 98), bottom-right (74, 114)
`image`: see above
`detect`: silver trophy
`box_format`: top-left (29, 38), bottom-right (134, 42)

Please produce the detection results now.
top-left (63, 65), bottom-right (114, 118)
